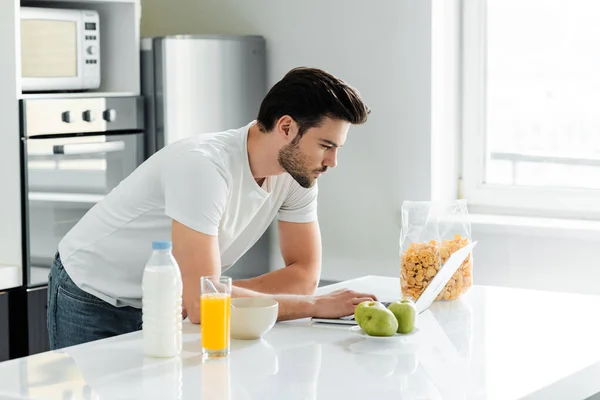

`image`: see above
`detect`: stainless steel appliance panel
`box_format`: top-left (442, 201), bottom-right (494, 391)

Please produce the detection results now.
top-left (20, 96), bottom-right (144, 287)
top-left (142, 35), bottom-right (266, 153)
top-left (26, 132), bottom-right (144, 286)
top-left (22, 97), bottom-right (143, 138)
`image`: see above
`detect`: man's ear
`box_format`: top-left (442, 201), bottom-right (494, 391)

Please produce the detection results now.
top-left (275, 115), bottom-right (293, 140)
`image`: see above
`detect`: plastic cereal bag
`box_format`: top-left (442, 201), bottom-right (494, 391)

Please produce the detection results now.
top-left (399, 200), bottom-right (473, 302)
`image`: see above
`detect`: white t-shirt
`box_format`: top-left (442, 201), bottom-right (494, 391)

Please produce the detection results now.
top-left (58, 122), bottom-right (318, 308)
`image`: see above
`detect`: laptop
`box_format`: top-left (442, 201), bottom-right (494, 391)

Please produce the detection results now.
top-left (311, 242), bottom-right (477, 326)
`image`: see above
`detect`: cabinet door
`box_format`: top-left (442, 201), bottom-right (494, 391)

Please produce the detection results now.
top-left (0, 292), bottom-right (8, 361)
top-left (27, 287), bottom-right (49, 355)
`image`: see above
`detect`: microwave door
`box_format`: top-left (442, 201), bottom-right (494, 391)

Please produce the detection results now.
top-left (20, 7), bottom-right (100, 92)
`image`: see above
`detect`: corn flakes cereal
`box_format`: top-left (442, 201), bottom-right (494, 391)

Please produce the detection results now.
top-left (400, 234), bottom-right (472, 301)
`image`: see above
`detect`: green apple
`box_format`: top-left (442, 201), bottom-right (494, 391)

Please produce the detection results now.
top-left (361, 306), bottom-right (398, 337)
top-left (388, 299), bottom-right (417, 334)
top-left (354, 301), bottom-right (385, 326)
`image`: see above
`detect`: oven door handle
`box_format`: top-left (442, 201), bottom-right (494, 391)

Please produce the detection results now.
top-left (52, 141), bottom-right (126, 155)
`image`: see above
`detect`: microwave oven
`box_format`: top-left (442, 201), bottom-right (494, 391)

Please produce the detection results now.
top-left (20, 7), bottom-right (101, 92)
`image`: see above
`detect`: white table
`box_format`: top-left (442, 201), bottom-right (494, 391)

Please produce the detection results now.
top-left (1, 276), bottom-right (600, 400)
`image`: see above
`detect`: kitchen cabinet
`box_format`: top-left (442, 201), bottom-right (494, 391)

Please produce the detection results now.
top-left (27, 287), bottom-right (49, 355)
top-left (4, 287), bottom-right (49, 359)
top-left (0, 292), bottom-right (9, 361)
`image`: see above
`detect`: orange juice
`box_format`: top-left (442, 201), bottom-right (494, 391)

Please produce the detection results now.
top-left (200, 293), bottom-right (231, 351)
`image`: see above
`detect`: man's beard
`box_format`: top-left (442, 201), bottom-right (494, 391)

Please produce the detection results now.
top-left (278, 140), bottom-right (323, 188)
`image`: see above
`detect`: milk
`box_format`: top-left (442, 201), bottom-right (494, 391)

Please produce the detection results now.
top-left (142, 241), bottom-right (183, 358)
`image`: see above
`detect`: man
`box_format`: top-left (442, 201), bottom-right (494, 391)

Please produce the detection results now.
top-left (48, 67), bottom-right (377, 349)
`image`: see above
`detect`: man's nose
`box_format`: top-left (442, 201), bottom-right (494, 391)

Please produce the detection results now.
top-left (324, 149), bottom-right (338, 168)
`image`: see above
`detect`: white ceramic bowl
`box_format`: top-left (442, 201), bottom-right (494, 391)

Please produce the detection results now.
top-left (230, 298), bottom-right (278, 340)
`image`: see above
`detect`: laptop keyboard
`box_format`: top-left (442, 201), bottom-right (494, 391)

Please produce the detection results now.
top-left (340, 301), bottom-right (392, 320)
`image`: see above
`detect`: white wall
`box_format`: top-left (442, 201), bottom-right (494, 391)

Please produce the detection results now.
top-left (141, 0), bottom-right (600, 296)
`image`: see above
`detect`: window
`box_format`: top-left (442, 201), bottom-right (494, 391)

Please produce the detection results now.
top-left (461, 0), bottom-right (600, 217)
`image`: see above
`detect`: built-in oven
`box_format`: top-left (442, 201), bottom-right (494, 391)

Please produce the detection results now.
top-left (20, 96), bottom-right (144, 288)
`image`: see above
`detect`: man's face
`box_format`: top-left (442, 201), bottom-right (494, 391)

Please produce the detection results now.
top-left (278, 117), bottom-right (350, 188)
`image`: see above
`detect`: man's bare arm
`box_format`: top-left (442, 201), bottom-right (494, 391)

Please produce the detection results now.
top-left (234, 220), bottom-right (322, 295)
top-left (172, 220), bottom-right (376, 323)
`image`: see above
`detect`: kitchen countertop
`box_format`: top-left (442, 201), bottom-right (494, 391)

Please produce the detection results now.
top-left (1, 275), bottom-right (600, 399)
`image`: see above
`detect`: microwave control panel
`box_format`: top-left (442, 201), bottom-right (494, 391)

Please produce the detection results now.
top-left (82, 11), bottom-right (101, 89)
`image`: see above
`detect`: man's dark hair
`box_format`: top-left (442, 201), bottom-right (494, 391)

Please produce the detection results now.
top-left (257, 67), bottom-right (370, 137)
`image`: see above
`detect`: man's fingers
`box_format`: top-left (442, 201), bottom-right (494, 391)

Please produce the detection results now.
top-left (352, 292), bottom-right (378, 301)
top-left (352, 297), bottom-right (376, 305)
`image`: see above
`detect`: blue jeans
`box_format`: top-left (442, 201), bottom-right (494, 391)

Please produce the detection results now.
top-left (47, 253), bottom-right (142, 349)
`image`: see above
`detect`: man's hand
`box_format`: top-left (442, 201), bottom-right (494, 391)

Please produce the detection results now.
top-left (311, 289), bottom-right (378, 319)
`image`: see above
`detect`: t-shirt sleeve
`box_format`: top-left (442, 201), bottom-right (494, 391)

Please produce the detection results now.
top-left (163, 152), bottom-right (228, 236)
top-left (277, 181), bottom-right (318, 223)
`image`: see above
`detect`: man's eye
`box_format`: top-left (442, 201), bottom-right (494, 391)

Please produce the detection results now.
top-left (320, 144), bottom-right (332, 149)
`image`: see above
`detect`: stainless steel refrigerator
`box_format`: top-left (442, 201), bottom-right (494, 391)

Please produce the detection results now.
top-left (141, 35), bottom-right (267, 153)
top-left (140, 35), bottom-right (270, 279)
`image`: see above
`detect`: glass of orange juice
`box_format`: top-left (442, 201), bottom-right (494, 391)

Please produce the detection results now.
top-left (200, 276), bottom-right (232, 359)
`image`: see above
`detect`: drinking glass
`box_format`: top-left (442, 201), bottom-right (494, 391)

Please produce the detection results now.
top-left (200, 276), bottom-right (232, 359)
